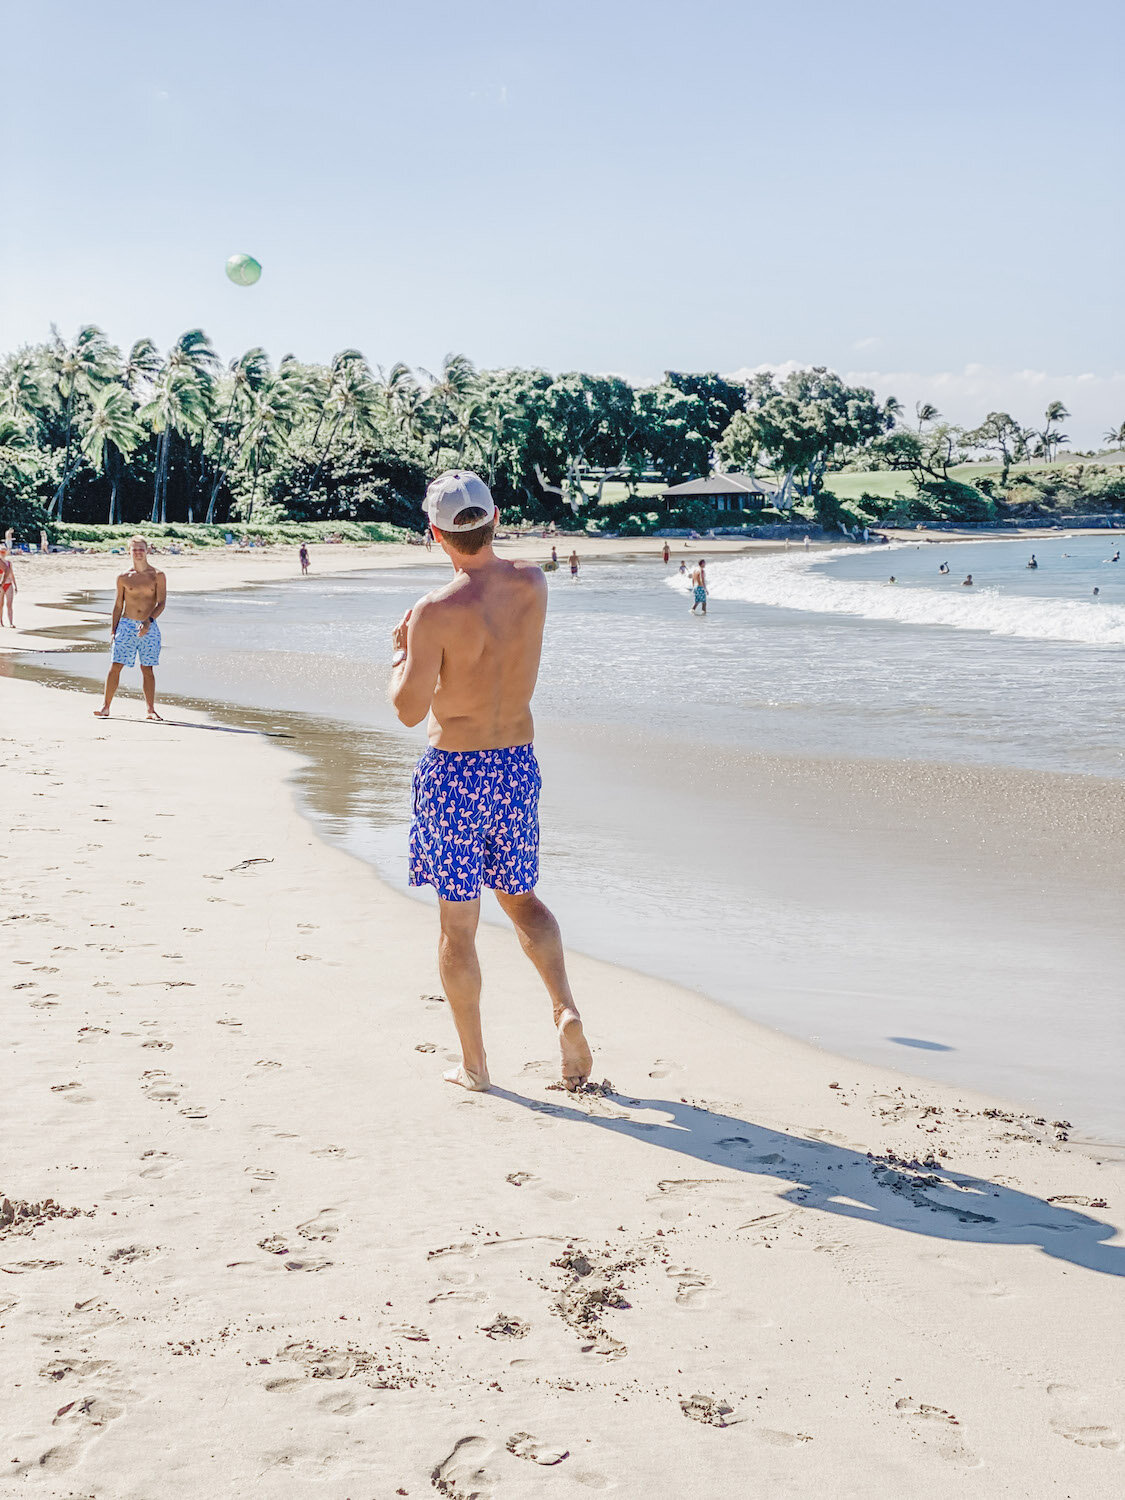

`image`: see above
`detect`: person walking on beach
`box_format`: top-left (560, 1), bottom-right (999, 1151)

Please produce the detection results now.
top-left (551, 545), bottom-right (558, 565)
top-left (390, 471), bottom-right (593, 1094)
top-left (0, 545), bottom-right (17, 627)
top-left (298, 543), bottom-right (310, 575)
top-left (94, 536), bottom-right (166, 721)
top-left (691, 559), bottom-right (707, 614)
top-left (569, 549), bottom-right (579, 580)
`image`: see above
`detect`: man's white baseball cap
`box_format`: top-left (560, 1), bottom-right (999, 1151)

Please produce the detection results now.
top-left (423, 470), bottom-right (497, 532)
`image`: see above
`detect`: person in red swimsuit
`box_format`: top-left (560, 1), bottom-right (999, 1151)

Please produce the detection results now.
top-left (0, 546), bottom-right (17, 627)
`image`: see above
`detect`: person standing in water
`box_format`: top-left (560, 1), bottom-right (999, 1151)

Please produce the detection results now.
top-left (962, 574), bottom-right (974, 587)
top-left (0, 545), bottom-right (17, 627)
top-left (662, 541), bottom-right (670, 565)
top-left (94, 536), bottom-right (166, 721)
top-left (390, 472), bottom-right (593, 1093)
top-left (691, 559), bottom-right (708, 614)
top-left (569, 549), bottom-right (579, 579)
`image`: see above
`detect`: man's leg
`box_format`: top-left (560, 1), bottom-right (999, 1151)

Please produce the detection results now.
top-left (95, 663), bottom-right (124, 716)
top-left (494, 889), bottom-right (593, 1090)
top-left (140, 666), bottom-right (161, 720)
top-left (437, 897), bottom-right (489, 1090)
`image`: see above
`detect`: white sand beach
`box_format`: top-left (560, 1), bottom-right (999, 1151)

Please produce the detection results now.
top-left (2, 552), bottom-right (1124, 1497)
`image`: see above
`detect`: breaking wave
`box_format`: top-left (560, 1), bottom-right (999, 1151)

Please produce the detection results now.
top-left (671, 548), bottom-right (1125, 648)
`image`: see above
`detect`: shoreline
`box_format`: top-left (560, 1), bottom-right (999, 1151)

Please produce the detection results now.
top-left (2, 666), bottom-right (1123, 1493)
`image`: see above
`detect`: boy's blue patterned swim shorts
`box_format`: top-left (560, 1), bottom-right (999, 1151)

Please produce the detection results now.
top-left (112, 619), bottom-right (161, 667)
top-left (409, 743), bottom-right (541, 902)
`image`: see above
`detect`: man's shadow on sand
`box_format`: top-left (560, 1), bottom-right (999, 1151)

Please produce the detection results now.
top-left (492, 1088), bottom-right (1124, 1278)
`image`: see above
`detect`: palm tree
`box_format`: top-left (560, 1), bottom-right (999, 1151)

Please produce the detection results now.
top-left (205, 347), bottom-right (271, 522)
top-left (309, 350), bottom-right (367, 451)
top-left (1102, 421), bottom-right (1125, 451)
top-left (235, 373), bottom-right (302, 521)
top-left (305, 356), bottom-right (380, 496)
top-left (81, 387), bottom-right (144, 524)
top-left (453, 400), bottom-right (492, 465)
top-left (422, 353), bottom-right (477, 469)
top-left (44, 325), bottom-right (119, 518)
top-left (0, 351), bottom-right (44, 424)
top-left (377, 361), bottom-right (418, 427)
top-left (141, 371), bottom-right (212, 523)
top-left (1040, 401), bottom-right (1070, 463)
top-left (144, 331), bottom-right (218, 522)
top-left (915, 401), bottom-right (940, 430)
top-left (122, 338), bottom-right (162, 399)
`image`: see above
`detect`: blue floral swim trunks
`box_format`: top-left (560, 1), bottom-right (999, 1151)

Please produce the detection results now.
top-left (112, 619), bottom-right (161, 667)
top-left (410, 744), bottom-right (541, 901)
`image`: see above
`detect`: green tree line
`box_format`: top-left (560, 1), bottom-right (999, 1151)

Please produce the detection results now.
top-left (1, 325), bottom-right (1120, 538)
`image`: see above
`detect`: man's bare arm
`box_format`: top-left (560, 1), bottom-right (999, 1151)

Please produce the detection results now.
top-left (389, 599), bottom-right (444, 727)
top-left (110, 577), bottom-right (125, 634)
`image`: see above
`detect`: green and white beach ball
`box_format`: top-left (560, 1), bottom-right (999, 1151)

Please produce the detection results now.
top-left (225, 253), bottom-right (262, 287)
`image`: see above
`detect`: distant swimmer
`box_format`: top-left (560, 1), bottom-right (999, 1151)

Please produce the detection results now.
top-left (1027, 555), bottom-right (1038, 569)
top-left (298, 542), bottom-right (310, 575)
top-left (691, 559), bottom-right (708, 615)
top-left (1112, 551), bottom-right (1121, 563)
top-left (569, 549), bottom-right (579, 579)
top-left (939, 561), bottom-right (949, 574)
top-left (678, 559), bottom-right (687, 575)
top-left (94, 536), bottom-right (166, 721)
top-left (962, 574), bottom-right (974, 586)
top-left (662, 542), bottom-right (670, 565)
top-left (1093, 586), bottom-right (1100, 597)
top-left (0, 544), bottom-right (17, 627)
top-left (888, 576), bottom-right (896, 584)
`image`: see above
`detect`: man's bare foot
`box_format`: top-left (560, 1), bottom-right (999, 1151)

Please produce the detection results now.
top-left (558, 1010), bottom-right (593, 1091)
top-left (443, 1064), bottom-right (490, 1092)
top-left (146, 710), bottom-right (163, 722)
top-left (93, 707), bottom-right (110, 718)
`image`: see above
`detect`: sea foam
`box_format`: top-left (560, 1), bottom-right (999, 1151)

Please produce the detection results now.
top-left (672, 548), bottom-right (1125, 648)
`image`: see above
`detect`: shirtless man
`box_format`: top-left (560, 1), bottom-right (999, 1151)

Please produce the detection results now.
top-left (0, 545), bottom-right (17, 627)
top-left (690, 559), bottom-right (708, 614)
top-left (390, 470), bottom-right (593, 1094)
top-left (94, 536), bottom-right (166, 720)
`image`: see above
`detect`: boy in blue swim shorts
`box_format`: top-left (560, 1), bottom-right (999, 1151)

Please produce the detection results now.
top-left (95, 536), bottom-right (167, 721)
top-left (390, 471), bottom-right (593, 1095)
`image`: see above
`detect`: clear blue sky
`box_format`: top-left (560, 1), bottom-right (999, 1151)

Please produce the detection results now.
top-left (2, 0), bottom-right (1122, 440)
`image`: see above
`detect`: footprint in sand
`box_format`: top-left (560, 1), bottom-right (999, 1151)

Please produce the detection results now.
top-left (665, 1265), bottom-right (713, 1305)
top-left (506, 1432), bottom-right (569, 1465)
top-left (253, 1059), bottom-right (282, 1071)
top-left (647, 1059), bottom-right (679, 1079)
top-left (179, 1105), bottom-right (208, 1120)
top-left (894, 1397), bottom-right (980, 1466)
top-left (258, 1235), bottom-right (290, 1255)
top-left (284, 1256), bottom-right (333, 1273)
top-left (432, 1435), bottom-right (500, 1498)
top-left (106, 1245), bottom-right (154, 1266)
top-left (1, 1260), bottom-right (64, 1274)
top-left (394, 1324), bottom-right (430, 1342)
top-left (1047, 1383), bottom-right (1123, 1450)
top-left (296, 1209), bottom-right (340, 1243)
top-left (141, 1039), bottom-right (173, 1050)
top-left (244, 1166), bottom-right (277, 1182)
top-left (77, 1026), bottom-right (109, 1044)
top-left (138, 1151), bottom-right (180, 1180)
top-left (141, 1074), bottom-right (181, 1104)
top-left (680, 1394), bottom-right (738, 1427)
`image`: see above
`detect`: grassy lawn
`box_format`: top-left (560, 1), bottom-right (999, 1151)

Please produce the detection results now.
top-left (54, 520), bottom-right (411, 551)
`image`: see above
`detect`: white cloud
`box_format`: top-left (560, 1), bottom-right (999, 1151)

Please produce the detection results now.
top-left (723, 363), bottom-right (1125, 449)
top-left (851, 336), bottom-right (881, 352)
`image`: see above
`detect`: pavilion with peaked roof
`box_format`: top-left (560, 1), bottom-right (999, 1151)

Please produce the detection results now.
top-left (662, 472), bottom-right (781, 511)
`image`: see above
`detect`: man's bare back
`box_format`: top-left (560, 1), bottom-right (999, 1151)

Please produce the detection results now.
top-left (400, 559), bottom-right (546, 751)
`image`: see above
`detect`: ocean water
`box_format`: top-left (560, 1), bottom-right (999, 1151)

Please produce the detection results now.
top-left (23, 534), bottom-right (1125, 1140)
